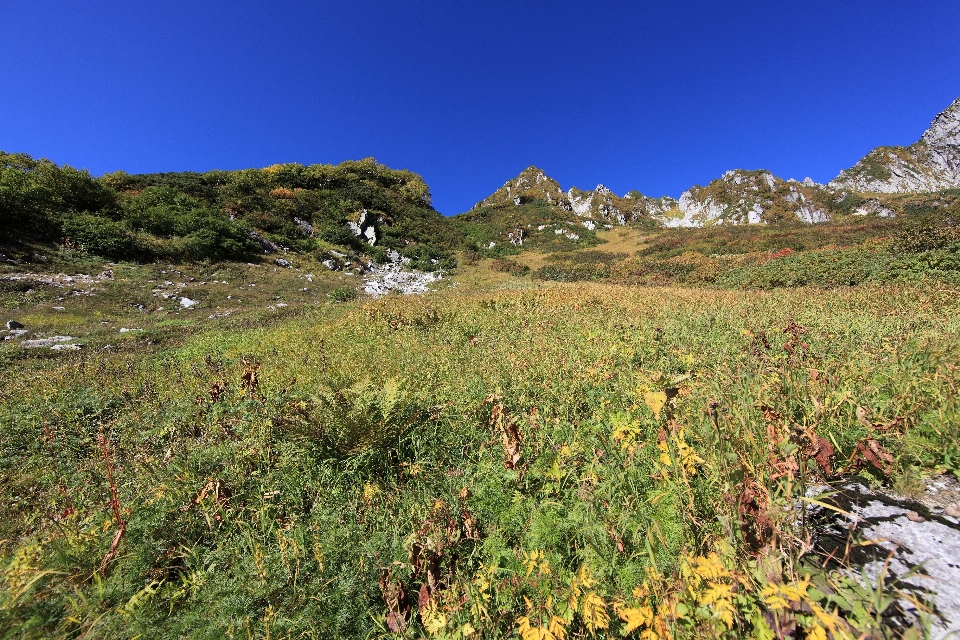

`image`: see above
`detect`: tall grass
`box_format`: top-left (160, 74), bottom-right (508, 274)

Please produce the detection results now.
top-left (1, 282), bottom-right (958, 638)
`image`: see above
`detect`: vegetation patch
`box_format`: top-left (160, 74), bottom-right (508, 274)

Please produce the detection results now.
top-left (2, 280), bottom-right (958, 638)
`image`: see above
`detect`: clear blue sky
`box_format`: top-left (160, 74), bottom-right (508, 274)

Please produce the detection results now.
top-left (2, 1), bottom-right (959, 214)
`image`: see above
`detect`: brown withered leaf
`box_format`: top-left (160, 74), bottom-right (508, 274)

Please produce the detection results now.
top-left (760, 404), bottom-right (784, 424)
top-left (737, 479), bottom-right (773, 553)
top-left (418, 583), bottom-right (432, 612)
top-left (803, 428), bottom-right (835, 477)
top-left (462, 510), bottom-right (480, 541)
top-left (769, 453), bottom-right (799, 481)
top-left (707, 399), bottom-right (721, 428)
top-left (847, 438), bottom-right (895, 477)
top-left (875, 416), bottom-right (907, 433)
top-left (502, 418), bottom-right (521, 470)
top-left (607, 527), bottom-right (625, 553)
top-left (486, 396), bottom-right (521, 470)
top-left (240, 358), bottom-right (260, 396)
top-left (208, 380), bottom-right (226, 403)
top-left (856, 406), bottom-right (872, 428)
top-left (100, 524), bottom-right (127, 572)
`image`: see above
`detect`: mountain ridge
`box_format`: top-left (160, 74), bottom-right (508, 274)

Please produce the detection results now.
top-left (470, 96), bottom-right (960, 231)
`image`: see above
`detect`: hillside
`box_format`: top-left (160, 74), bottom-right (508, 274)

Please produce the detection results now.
top-left (1, 153), bottom-right (462, 270)
top-left (3, 257), bottom-right (960, 638)
top-left (454, 167), bottom-right (678, 254)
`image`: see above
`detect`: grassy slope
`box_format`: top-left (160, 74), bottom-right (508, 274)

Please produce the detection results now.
top-left (2, 258), bottom-right (959, 637)
top-left (1, 152), bottom-right (463, 270)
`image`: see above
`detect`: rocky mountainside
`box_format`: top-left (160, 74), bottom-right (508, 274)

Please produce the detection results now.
top-left (472, 166), bottom-right (675, 226)
top-left (829, 97), bottom-right (960, 193)
top-left (468, 97), bottom-right (960, 233)
top-left (475, 167), bottom-right (570, 209)
top-left (658, 170), bottom-right (831, 228)
top-left (468, 165), bottom-right (833, 232)
top-left (567, 184), bottom-right (676, 225)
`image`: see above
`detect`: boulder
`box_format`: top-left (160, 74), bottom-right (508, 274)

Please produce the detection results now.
top-left (6, 320), bottom-right (24, 330)
top-left (347, 209), bottom-right (381, 246)
top-left (811, 477), bottom-right (960, 637)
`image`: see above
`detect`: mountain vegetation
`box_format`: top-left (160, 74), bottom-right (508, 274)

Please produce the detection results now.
top-left (2, 98), bottom-right (960, 639)
top-left (1, 152), bottom-right (461, 269)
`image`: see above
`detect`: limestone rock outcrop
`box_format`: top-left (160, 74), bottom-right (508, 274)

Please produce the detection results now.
top-left (658, 170), bottom-right (830, 228)
top-left (830, 97), bottom-right (960, 193)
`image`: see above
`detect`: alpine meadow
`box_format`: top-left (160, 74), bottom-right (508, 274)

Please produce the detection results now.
top-left (3, 91), bottom-right (960, 640)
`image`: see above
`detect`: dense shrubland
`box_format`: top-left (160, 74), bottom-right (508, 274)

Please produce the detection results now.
top-left (1, 152), bottom-right (459, 266)
top-left (533, 209), bottom-right (960, 289)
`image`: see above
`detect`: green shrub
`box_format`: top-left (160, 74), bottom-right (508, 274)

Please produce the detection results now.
top-left (892, 211), bottom-right (960, 253)
top-left (61, 214), bottom-right (143, 259)
top-left (303, 376), bottom-right (423, 456)
top-left (328, 286), bottom-right (358, 303)
top-left (489, 259), bottom-right (530, 276)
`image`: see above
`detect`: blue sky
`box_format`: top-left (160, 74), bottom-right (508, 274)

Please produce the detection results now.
top-left (1, 1), bottom-right (959, 214)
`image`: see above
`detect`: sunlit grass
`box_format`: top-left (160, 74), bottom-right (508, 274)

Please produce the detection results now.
top-left (1, 277), bottom-right (957, 637)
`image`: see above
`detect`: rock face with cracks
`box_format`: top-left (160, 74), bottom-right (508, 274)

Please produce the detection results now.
top-left (659, 170), bottom-right (831, 228)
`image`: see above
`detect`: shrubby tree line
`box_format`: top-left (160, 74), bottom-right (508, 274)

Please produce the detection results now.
top-left (0, 152), bottom-right (460, 266)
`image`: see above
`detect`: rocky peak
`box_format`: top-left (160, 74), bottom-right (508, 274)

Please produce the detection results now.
top-left (829, 96), bottom-right (960, 193)
top-left (921, 97), bottom-right (960, 148)
top-left (474, 166), bottom-right (570, 209)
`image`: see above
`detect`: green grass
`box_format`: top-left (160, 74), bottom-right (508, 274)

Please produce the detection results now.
top-left (2, 276), bottom-right (958, 638)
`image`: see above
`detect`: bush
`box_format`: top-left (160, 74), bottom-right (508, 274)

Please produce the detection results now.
top-left (892, 212), bottom-right (960, 253)
top-left (328, 286), bottom-right (359, 303)
top-left (489, 259), bottom-right (529, 276)
top-left (61, 214), bottom-right (143, 259)
top-left (303, 377), bottom-right (423, 456)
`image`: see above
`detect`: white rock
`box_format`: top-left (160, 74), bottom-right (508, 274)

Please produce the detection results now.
top-left (179, 297), bottom-right (199, 308)
top-left (22, 336), bottom-right (73, 349)
top-left (361, 252), bottom-right (441, 298)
